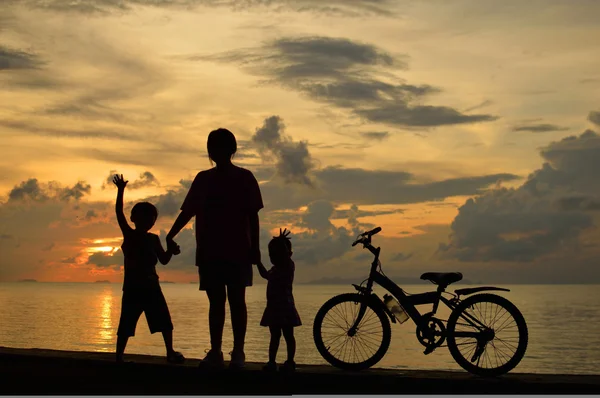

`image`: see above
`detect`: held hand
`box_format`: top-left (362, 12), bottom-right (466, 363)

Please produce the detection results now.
top-left (167, 237), bottom-right (181, 255)
top-left (112, 174), bottom-right (128, 190)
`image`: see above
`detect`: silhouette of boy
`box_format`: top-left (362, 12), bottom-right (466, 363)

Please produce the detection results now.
top-left (112, 174), bottom-right (184, 364)
top-left (166, 128), bottom-right (263, 369)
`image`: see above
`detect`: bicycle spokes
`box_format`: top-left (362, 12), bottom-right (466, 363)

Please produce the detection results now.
top-left (454, 301), bottom-right (520, 369)
top-left (321, 300), bottom-right (385, 365)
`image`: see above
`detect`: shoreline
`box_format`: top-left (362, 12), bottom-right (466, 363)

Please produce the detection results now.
top-left (1, 346), bottom-right (599, 394)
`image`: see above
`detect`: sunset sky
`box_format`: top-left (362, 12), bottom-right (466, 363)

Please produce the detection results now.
top-left (1, 0), bottom-right (600, 284)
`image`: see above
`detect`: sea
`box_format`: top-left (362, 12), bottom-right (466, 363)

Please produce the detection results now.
top-left (1, 282), bottom-right (599, 375)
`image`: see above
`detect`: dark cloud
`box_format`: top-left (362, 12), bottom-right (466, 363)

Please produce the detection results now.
top-left (360, 131), bottom-right (389, 141)
top-left (255, 165), bottom-right (518, 210)
top-left (190, 36), bottom-right (497, 129)
top-left (85, 210), bottom-right (99, 220)
top-left (588, 111), bottom-right (600, 127)
top-left (58, 181), bottom-right (92, 201)
top-left (8, 178), bottom-right (91, 203)
top-left (87, 250), bottom-right (123, 268)
top-left (463, 100), bottom-right (493, 113)
top-left (0, 46), bottom-right (43, 70)
top-left (0, 120), bottom-right (141, 142)
top-left (298, 200), bottom-right (335, 231)
top-left (555, 196), bottom-right (600, 212)
top-left (290, 200), bottom-right (356, 266)
top-left (252, 116), bottom-right (315, 186)
top-left (8, 179), bottom-right (49, 202)
top-left (512, 123), bottom-right (569, 133)
top-left (129, 171), bottom-right (159, 189)
top-left (332, 204), bottom-right (402, 220)
top-left (6, 0), bottom-right (397, 17)
top-left (442, 125), bottom-right (600, 263)
top-left (101, 170), bottom-right (160, 190)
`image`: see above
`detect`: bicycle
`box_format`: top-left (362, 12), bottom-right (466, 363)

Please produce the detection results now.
top-left (312, 227), bottom-right (528, 377)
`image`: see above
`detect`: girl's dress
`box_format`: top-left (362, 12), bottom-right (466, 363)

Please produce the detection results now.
top-left (260, 260), bottom-right (302, 327)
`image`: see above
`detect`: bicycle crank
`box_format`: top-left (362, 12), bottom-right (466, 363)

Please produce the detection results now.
top-left (416, 316), bottom-right (446, 355)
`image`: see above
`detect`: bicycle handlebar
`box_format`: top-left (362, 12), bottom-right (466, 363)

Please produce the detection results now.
top-left (352, 226), bottom-right (382, 247)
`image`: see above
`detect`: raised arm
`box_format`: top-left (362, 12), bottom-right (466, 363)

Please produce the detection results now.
top-left (113, 174), bottom-right (132, 234)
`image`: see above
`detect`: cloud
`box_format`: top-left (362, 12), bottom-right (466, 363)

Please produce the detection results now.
top-left (0, 46), bottom-right (43, 70)
top-left (556, 196), bottom-right (600, 212)
top-left (0, 120), bottom-right (142, 142)
top-left (512, 123), bottom-right (569, 133)
top-left (463, 100), bottom-right (493, 113)
top-left (87, 249), bottom-right (123, 268)
top-left (360, 131), bottom-right (389, 141)
top-left (589, 111), bottom-right (600, 127)
top-left (251, 116), bottom-right (316, 186)
top-left (8, 179), bottom-right (50, 202)
top-left (6, 0), bottom-right (398, 17)
top-left (189, 36), bottom-right (497, 129)
top-left (333, 204), bottom-right (403, 221)
top-left (101, 170), bottom-right (160, 190)
top-left (7, 178), bottom-right (90, 203)
top-left (289, 200), bottom-right (357, 266)
top-left (442, 123), bottom-right (600, 263)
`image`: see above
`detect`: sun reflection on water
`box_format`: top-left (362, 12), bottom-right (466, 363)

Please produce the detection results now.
top-left (97, 288), bottom-right (114, 351)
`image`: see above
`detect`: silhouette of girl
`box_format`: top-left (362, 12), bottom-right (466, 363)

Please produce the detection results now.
top-left (166, 128), bottom-right (263, 369)
top-left (256, 228), bottom-right (302, 372)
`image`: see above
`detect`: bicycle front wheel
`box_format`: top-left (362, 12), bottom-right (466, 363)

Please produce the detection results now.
top-left (313, 293), bottom-right (391, 371)
top-left (447, 293), bottom-right (528, 377)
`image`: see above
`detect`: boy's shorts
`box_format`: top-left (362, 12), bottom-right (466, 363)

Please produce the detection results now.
top-left (198, 261), bottom-right (253, 291)
top-left (117, 286), bottom-right (173, 337)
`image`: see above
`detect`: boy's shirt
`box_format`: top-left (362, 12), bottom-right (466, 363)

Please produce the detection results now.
top-left (121, 229), bottom-right (161, 291)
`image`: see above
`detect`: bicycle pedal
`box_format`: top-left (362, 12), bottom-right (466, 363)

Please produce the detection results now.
top-left (423, 346), bottom-right (435, 355)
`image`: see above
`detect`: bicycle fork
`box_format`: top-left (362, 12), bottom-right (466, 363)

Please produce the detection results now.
top-left (348, 301), bottom-right (368, 337)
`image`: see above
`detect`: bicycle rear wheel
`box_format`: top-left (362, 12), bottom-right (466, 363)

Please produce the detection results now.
top-left (313, 293), bottom-right (391, 371)
top-left (447, 293), bottom-right (528, 377)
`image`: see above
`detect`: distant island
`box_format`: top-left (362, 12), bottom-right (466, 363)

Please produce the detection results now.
top-left (302, 276), bottom-right (474, 285)
top-left (18, 279), bottom-right (37, 283)
top-left (94, 280), bottom-right (111, 284)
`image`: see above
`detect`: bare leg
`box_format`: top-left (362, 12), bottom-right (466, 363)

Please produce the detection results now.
top-left (282, 327), bottom-right (296, 362)
top-left (206, 286), bottom-right (227, 352)
top-left (227, 286), bottom-right (247, 353)
top-left (162, 330), bottom-right (175, 355)
top-left (268, 326), bottom-right (282, 363)
top-left (116, 335), bottom-right (129, 362)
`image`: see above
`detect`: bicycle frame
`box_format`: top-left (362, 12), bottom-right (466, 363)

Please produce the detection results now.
top-left (349, 243), bottom-right (487, 340)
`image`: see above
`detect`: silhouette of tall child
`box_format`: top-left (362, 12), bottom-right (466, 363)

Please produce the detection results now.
top-left (112, 174), bottom-right (185, 364)
top-left (257, 228), bottom-right (302, 372)
top-left (166, 128), bottom-right (263, 369)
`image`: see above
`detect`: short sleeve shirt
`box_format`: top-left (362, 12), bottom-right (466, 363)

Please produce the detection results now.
top-left (121, 230), bottom-right (160, 291)
top-left (180, 165), bottom-right (263, 267)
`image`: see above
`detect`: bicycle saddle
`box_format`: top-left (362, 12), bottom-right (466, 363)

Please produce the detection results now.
top-left (420, 272), bottom-right (463, 286)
